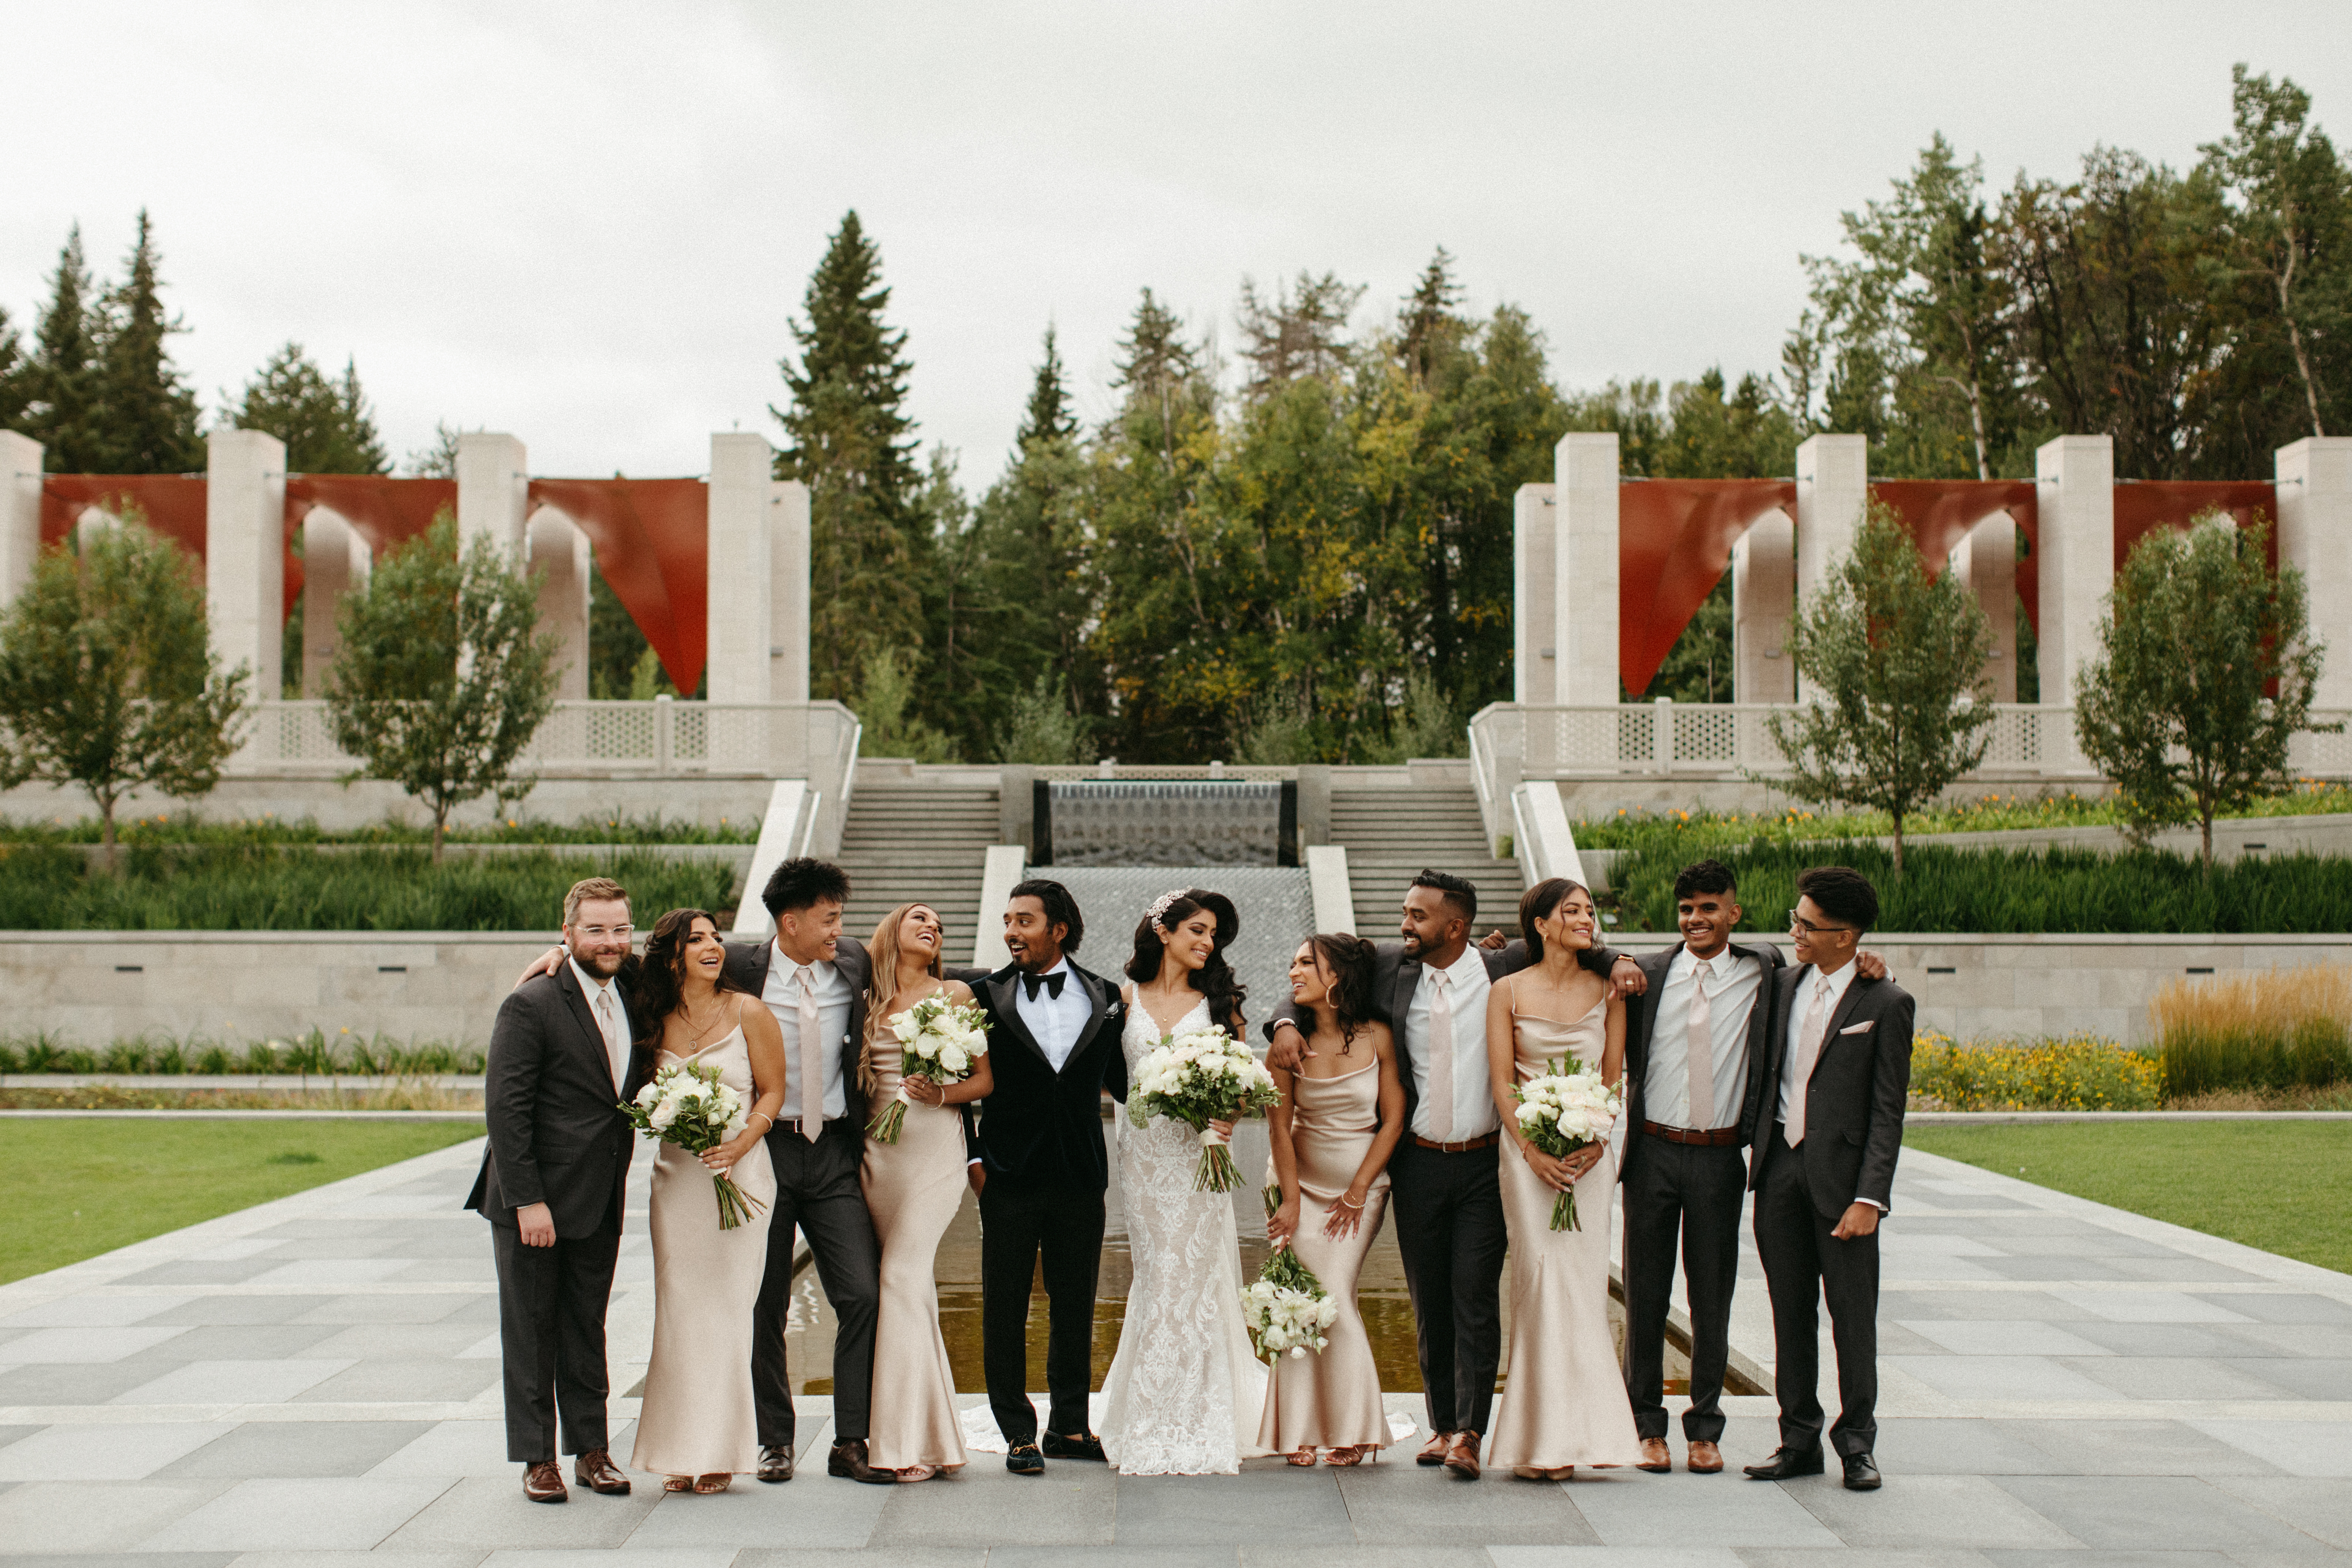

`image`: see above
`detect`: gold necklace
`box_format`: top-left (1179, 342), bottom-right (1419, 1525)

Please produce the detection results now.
top-left (683, 995), bottom-right (728, 1047)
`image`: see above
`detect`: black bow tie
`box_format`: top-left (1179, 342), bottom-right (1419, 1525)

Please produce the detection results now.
top-left (1021, 970), bottom-right (1068, 1002)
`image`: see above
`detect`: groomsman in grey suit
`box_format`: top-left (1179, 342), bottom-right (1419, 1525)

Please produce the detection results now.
top-left (1745, 865), bottom-right (1912, 1493)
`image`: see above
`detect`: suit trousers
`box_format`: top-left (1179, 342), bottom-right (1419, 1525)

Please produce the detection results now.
top-left (1389, 1139), bottom-right (1508, 1437)
top-left (978, 1174), bottom-right (1105, 1445)
top-left (1621, 1134), bottom-right (1747, 1442)
top-left (1754, 1126), bottom-right (1880, 1457)
top-left (752, 1120), bottom-right (882, 1446)
top-left (491, 1218), bottom-right (620, 1463)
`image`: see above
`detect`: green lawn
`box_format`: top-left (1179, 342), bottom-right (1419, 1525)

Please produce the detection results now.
top-left (1906, 1122), bottom-right (2352, 1276)
top-left (0, 1119), bottom-right (483, 1284)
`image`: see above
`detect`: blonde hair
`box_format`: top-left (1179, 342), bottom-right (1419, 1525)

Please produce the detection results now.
top-left (563, 877), bottom-right (629, 929)
top-left (861, 902), bottom-right (945, 1091)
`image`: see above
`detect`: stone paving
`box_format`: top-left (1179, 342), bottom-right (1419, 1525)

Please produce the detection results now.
top-left (1, 1133), bottom-right (2349, 1567)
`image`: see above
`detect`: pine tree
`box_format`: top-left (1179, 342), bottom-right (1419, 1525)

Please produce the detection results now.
top-left (771, 211), bottom-right (925, 701)
top-left (89, 212), bottom-right (203, 475)
top-left (26, 226), bottom-right (102, 471)
top-left (1015, 325), bottom-right (1077, 447)
top-left (0, 305), bottom-right (28, 432)
top-left (1398, 247), bottom-right (1467, 383)
top-left (233, 344), bottom-right (390, 473)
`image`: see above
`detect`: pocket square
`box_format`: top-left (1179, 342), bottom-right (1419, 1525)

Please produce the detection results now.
top-left (1838, 1021), bottom-right (1874, 1034)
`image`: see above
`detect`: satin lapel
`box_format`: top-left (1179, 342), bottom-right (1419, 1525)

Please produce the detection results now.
top-left (989, 970), bottom-right (1053, 1070)
top-left (555, 965), bottom-right (611, 1081)
top-left (1061, 966), bottom-right (1113, 1074)
top-left (1810, 975), bottom-right (1872, 1083)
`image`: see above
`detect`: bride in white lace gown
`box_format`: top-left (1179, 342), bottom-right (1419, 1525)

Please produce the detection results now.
top-left (1098, 888), bottom-right (1269, 1476)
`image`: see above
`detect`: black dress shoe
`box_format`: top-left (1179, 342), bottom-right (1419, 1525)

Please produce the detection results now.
top-left (1041, 1429), bottom-right (1108, 1462)
top-left (757, 1443), bottom-right (794, 1483)
top-left (1006, 1441), bottom-right (1045, 1476)
top-left (829, 1439), bottom-right (895, 1484)
top-left (1743, 1445), bottom-right (1826, 1480)
top-left (1842, 1452), bottom-right (1882, 1491)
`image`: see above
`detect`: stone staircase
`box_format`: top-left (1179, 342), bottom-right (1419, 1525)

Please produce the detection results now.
top-left (1328, 786), bottom-right (1524, 938)
top-left (834, 783), bottom-right (1000, 953)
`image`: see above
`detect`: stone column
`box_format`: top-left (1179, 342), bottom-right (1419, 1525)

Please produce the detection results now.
top-left (2277, 436), bottom-right (2352, 710)
top-left (706, 433), bottom-right (775, 704)
top-left (455, 433), bottom-right (528, 560)
top-left (0, 431), bottom-right (41, 609)
top-left (300, 508), bottom-right (371, 697)
top-left (1794, 435), bottom-right (1867, 703)
top-left (2035, 435), bottom-right (2114, 709)
top-left (1732, 508), bottom-right (1796, 703)
top-left (205, 429), bottom-right (286, 700)
top-left (771, 478), bottom-right (811, 704)
top-left (1950, 512), bottom-right (2018, 702)
top-left (528, 508), bottom-right (591, 699)
top-left (1554, 434), bottom-right (1619, 705)
top-left (1513, 482), bottom-right (1557, 704)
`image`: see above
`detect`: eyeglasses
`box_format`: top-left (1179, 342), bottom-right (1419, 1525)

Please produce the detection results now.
top-left (1787, 913), bottom-right (1855, 938)
top-left (575, 924), bottom-right (634, 940)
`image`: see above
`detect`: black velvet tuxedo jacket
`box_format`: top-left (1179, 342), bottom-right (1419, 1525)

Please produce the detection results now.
top-left (467, 963), bottom-right (642, 1237)
top-left (964, 959), bottom-right (1130, 1190)
top-left (1749, 963), bottom-right (1915, 1217)
top-left (1618, 938), bottom-right (1787, 1183)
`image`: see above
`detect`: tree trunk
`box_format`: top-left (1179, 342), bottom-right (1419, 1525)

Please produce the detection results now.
top-left (2200, 808), bottom-right (2215, 870)
top-left (2277, 240), bottom-right (2326, 439)
top-left (1891, 811), bottom-right (1906, 877)
top-left (432, 810), bottom-right (447, 865)
top-left (99, 793), bottom-right (119, 876)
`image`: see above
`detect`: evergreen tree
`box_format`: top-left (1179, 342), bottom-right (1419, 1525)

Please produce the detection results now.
top-left (88, 212), bottom-right (203, 475)
top-left (25, 226), bottom-right (102, 471)
top-left (0, 305), bottom-right (28, 433)
top-left (232, 344), bottom-right (390, 473)
top-left (1016, 325), bottom-right (1077, 446)
top-left (1398, 248), bottom-right (1468, 384)
top-left (772, 210), bottom-right (925, 703)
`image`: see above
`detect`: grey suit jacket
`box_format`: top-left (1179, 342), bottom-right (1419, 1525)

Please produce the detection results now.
top-left (1749, 964), bottom-right (1914, 1217)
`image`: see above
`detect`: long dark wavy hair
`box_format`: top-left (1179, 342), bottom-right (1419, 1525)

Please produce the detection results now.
top-left (630, 907), bottom-right (746, 1057)
top-left (1302, 931), bottom-right (1379, 1055)
top-left (1517, 877), bottom-right (1595, 964)
top-left (1125, 888), bottom-right (1247, 1033)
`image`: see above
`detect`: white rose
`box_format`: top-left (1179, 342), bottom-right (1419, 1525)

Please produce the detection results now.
top-left (647, 1101), bottom-right (679, 1131)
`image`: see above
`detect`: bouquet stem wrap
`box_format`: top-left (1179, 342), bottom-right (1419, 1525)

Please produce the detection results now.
top-left (1127, 1023), bottom-right (1282, 1193)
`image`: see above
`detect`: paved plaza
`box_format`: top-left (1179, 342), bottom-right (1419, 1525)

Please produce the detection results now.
top-left (1, 1130), bottom-right (2348, 1567)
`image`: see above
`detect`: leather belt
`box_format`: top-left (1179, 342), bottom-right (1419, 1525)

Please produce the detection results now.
top-left (1413, 1132), bottom-right (1498, 1153)
top-left (771, 1116), bottom-right (850, 1136)
top-left (1642, 1119), bottom-right (1740, 1148)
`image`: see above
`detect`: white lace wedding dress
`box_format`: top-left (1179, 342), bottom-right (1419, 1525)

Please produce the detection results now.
top-left (1098, 991), bottom-right (1269, 1475)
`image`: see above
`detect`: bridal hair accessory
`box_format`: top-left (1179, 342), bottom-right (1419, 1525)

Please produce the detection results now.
top-left (1143, 887), bottom-right (1189, 930)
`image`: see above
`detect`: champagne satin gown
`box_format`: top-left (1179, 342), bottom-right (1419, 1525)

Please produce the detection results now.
top-left (1487, 995), bottom-right (1642, 1473)
top-left (859, 1027), bottom-right (974, 1471)
top-left (632, 1025), bottom-right (776, 1478)
top-left (1257, 1052), bottom-right (1392, 1456)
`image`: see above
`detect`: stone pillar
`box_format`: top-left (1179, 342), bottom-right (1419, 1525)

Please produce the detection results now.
top-left (1731, 508), bottom-right (1795, 703)
top-left (2277, 436), bottom-right (2352, 710)
top-left (528, 508), bottom-right (591, 700)
top-left (300, 508), bottom-right (371, 697)
top-left (1949, 512), bottom-right (2018, 702)
top-left (706, 433), bottom-right (775, 704)
top-left (0, 432), bottom-right (42, 608)
top-left (1513, 482), bottom-right (1557, 704)
top-left (1554, 434), bottom-right (1618, 704)
top-left (455, 433), bottom-right (528, 560)
top-left (770, 478), bottom-right (810, 704)
top-left (2035, 435), bottom-right (2114, 708)
top-left (205, 429), bottom-right (287, 700)
top-left (1795, 434), bottom-right (1869, 701)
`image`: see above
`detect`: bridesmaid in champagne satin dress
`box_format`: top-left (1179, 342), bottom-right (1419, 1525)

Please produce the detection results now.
top-left (859, 904), bottom-right (992, 1482)
top-left (631, 910), bottom-right (789, 1492)
top-left (1484, 879), bottom-right (1641, 1480)
top-left (1259, 934), bottom-right (1407, 1465)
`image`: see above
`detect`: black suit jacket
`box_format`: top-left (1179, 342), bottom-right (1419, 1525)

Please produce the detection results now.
top-left (466, 964), bottom-right (639, 1237)
top-left (965, 959), bottom-right (1130, 1190)
top-left (1618, 938), bottom-right (1787, 1183)
top-left (1749, 964), bottom-right (1914, 1217)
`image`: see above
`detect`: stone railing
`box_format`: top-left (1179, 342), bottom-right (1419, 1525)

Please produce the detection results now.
top-left (235, 698), bottom-right (856, 779)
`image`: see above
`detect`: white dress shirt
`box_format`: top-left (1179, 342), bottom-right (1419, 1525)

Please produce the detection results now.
top-left (1403, 947), bottom-right (1495, 1143)
top-left (569, 956), bottom-right (632, 1091)
top-left (1014, 959), bottom-right (1091, 1071)
top-left (1644, 944), bottom-right (1762, 1130)
top-left (762, 943), bottom-right (852, 1120)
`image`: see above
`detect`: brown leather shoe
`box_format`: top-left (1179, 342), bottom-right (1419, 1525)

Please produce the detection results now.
top-left (1417, 1429), bottom-right (1454, 1466)
top-left (575, 1450), bottom-right (631, 1495)
top-left (829, 1438), bottom-right (895, 1485)
top-left (757, 1443), bottom-right (794, 1482)
top-left (1444, 1430), bottom-right (1482, 1480)
top-left (1688, 1439), bottom-right (1724, 1473)
top-left (1637, 1437), bottom-right (1672, 1473)
top-left (524, 1460), bottom-right (567, 1503)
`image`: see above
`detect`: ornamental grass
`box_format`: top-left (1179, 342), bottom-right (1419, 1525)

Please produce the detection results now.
top-left (2150, 966), bottom-right (2352, 1098)
top-left (0, 1028), bottom-right (485, 1076)
top-left (1907, 1032), bottom-right (2163, 1112)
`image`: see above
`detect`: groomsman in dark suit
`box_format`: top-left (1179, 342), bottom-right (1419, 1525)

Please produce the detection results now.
top-left (962, 878), bottom-right (1130, 1476)
top-left (469, 877), bottom-right (642, 1504)
top-left (1745, 865), bottom-right (1912, 1493)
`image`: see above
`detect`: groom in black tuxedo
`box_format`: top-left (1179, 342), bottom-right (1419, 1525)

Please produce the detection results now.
top-left (962, 878), bottom-right (1130, 1476)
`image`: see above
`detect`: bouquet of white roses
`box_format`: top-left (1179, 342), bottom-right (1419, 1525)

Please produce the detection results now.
top-left (622, 1061), bottom-right (766, 1229)
top-left (1511, 1054), bottom-right (1625, 1231)
top-left (868, 994), bottom-right (988, 1143)
top-left (1241, 1243), bottom-right (1339, 1361)
top-left (1127, 1023), bottom-right (1282, 1191)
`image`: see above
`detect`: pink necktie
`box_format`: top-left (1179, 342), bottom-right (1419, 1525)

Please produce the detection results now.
top-left (1424, 968), bottom-right (1454, 1140)
top-left (1786, 976), bottom-right (1831, 1147)
top-left (597, 990), bottom-right (622, 1093)
top-left (795, 968), bottom-right (823, 1143)
top-left (1687, 957), bottom-right (1715, 1130)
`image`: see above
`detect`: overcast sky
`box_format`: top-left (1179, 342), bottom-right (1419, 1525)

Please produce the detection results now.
top-left (7, 1), bottom-right (2350, 488)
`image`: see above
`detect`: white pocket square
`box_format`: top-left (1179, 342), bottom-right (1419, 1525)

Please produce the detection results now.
top-left (1838, 1021), bottom-right (1874, 1034)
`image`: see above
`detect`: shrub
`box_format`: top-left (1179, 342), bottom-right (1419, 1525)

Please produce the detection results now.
top-left (2152, 966), bottom-right (2352, 1097)
top-left (195, 1044), bottom-right (235, 1075)
top-left (1909, 1032), bottom-right (2164, 1111)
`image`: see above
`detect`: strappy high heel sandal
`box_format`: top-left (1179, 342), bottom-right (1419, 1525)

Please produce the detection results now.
top-left (895, 1464), bottom-right (940, 1483)
top-left (1326, 1446), bottom-right (1366, 1467)
top-left (692, 1472), bottom-right (731, 1493)
top-left (1286, 1448), bottom-right (1319, 1467)
top-left (663, 1474), bottom-right (693, 1492)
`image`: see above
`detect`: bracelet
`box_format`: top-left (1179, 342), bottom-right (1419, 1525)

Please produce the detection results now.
top-left (1335, 1192), bottom-right (1366, 1209)
top-left (748, 1112), bottom-right (773, 1134)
